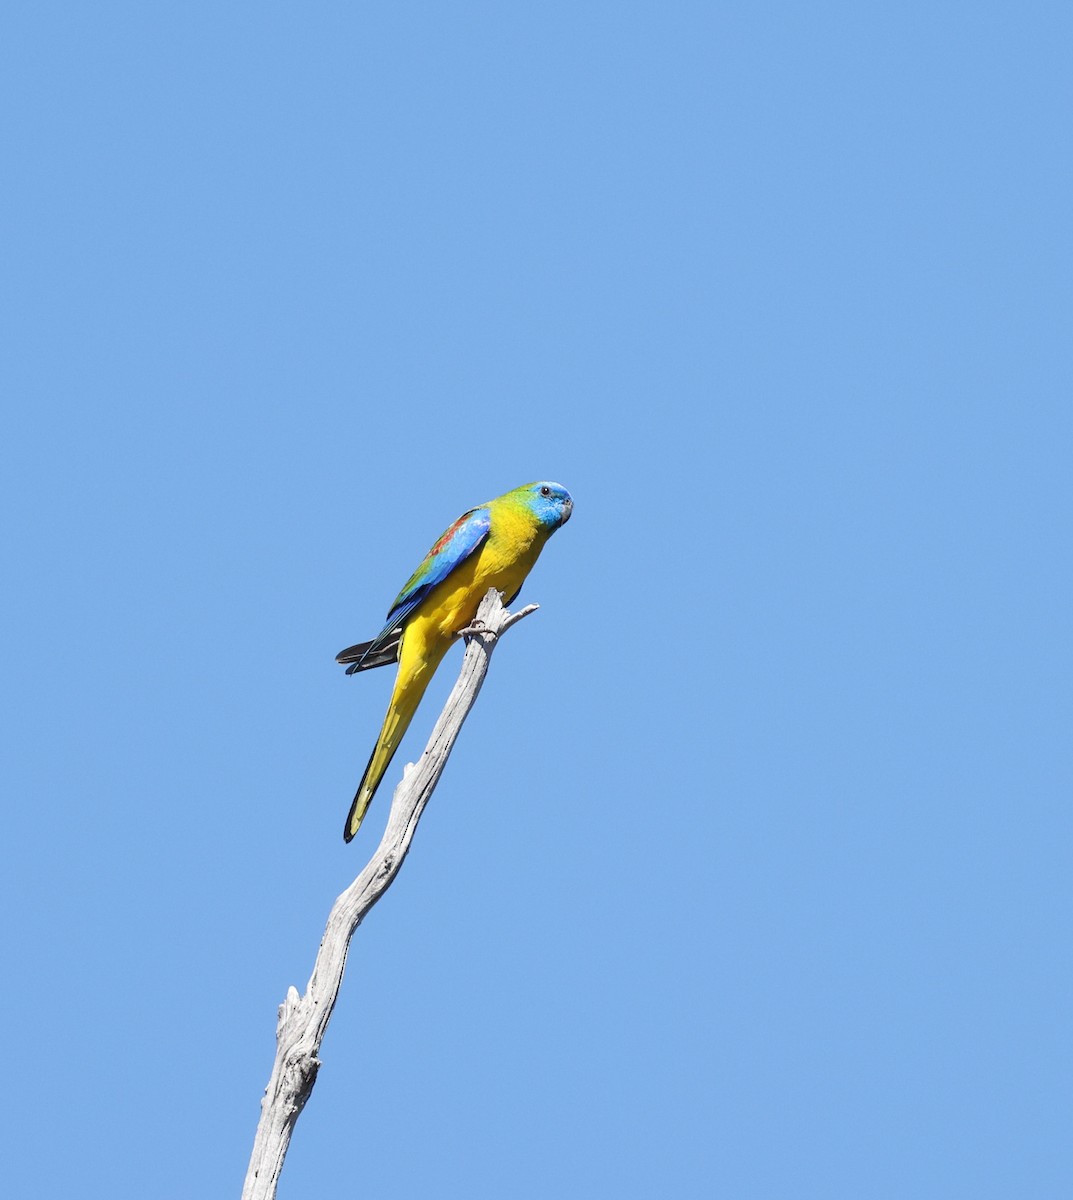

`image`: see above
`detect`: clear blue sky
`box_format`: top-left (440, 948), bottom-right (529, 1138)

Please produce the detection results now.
top-left (3, 3), bottom-right (1071, 1197)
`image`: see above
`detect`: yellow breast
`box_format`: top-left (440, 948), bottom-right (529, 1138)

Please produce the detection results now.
top-left (407, 507), bottom-right (548, 646)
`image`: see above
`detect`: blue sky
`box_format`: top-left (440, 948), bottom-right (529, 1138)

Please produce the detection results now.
top-left (3, 3), bottom-right (1071, 1197)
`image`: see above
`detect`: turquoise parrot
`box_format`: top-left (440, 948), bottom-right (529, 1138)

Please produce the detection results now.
top-left (337, 481), bottom-right (574, 842)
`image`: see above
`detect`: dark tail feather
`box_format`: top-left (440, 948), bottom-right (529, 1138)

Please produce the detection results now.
top-left (343, 744), bottom-right (380, 842)
top-left (336, 629), bottom-right (402, 674)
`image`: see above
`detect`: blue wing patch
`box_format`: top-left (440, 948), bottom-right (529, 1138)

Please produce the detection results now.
top-left (386, 506), bottom-right (491, 626)
top-left (336, 504), bottom-right (491, 674)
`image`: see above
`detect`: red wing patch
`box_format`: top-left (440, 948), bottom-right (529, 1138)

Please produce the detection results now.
top-left (428, 513), bottom-right (469, 557)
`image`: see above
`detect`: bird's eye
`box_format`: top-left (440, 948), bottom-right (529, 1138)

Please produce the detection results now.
top-left (540, 485), bottom-right (551, 497)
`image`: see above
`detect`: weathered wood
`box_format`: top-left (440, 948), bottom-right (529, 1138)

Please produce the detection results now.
top-left (241, 589), bottom-right (538, 1200)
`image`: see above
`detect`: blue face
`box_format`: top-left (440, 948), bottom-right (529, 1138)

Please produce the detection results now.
top-left (525, 481), bottom-right (574, 530)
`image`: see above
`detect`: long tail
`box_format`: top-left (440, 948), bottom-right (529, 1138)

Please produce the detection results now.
top-left (344, 638), bottom-right (447, 841)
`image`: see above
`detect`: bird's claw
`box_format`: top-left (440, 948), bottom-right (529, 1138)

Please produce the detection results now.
top-left (458, 619), bottom-right (495, 640)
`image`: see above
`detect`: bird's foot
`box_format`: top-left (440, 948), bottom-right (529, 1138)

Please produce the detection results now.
top-left (457, 618), bottom-right (495, 640)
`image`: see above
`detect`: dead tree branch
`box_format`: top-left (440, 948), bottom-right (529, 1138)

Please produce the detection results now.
top-left (241, 589), bottom-right (538, 1200)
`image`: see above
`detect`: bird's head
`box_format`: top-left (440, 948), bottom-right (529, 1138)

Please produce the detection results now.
top-left (521, 481), bottom-right (574, 530)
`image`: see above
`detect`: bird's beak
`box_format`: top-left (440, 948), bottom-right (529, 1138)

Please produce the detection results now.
top-left (560, 497), bottom-right (573, 526)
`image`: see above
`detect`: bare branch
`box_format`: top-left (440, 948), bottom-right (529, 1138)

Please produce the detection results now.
top-left (241, 589), bottom-right (537, 1200)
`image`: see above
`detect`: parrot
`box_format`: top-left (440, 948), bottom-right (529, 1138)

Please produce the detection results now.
top-left (336, 481), bottom-right (573, 842)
